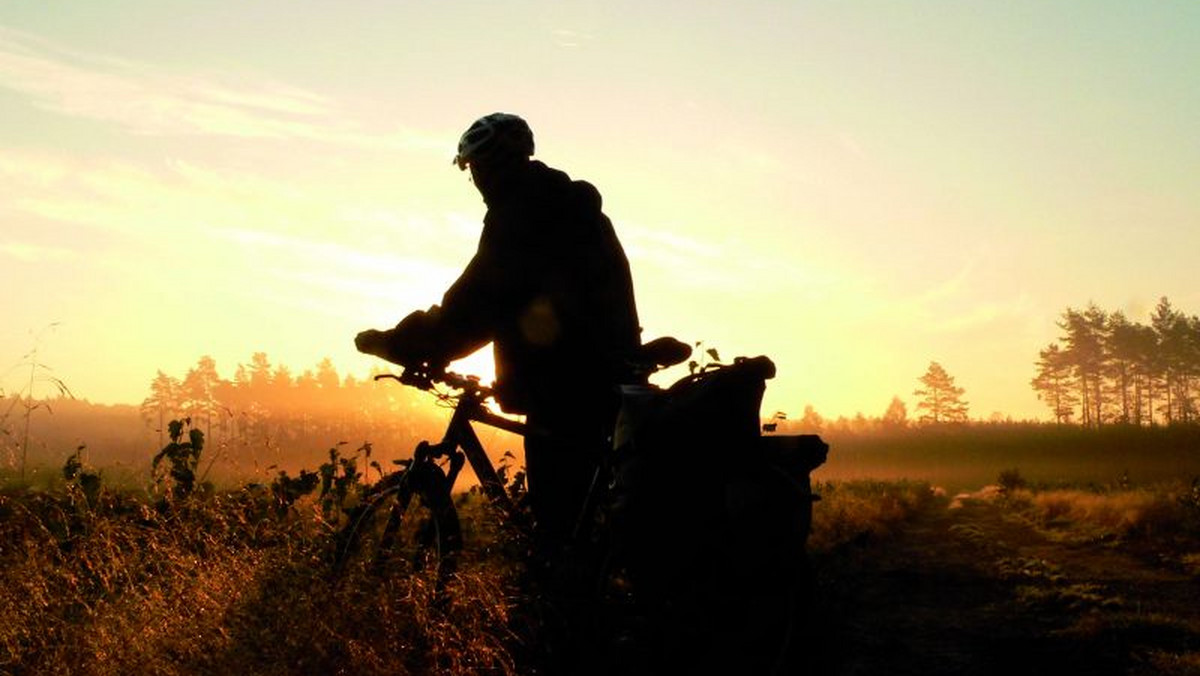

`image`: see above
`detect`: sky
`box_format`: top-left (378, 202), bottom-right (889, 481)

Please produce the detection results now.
top-left (2, 1), bottom-right (1198, 422)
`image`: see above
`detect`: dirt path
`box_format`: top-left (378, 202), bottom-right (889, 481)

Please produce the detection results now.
top-left (806, 498), bottom-right (1200, 675)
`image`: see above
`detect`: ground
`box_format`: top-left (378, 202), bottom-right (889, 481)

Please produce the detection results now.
top-left (806, 497), bottom-right (1200, 675)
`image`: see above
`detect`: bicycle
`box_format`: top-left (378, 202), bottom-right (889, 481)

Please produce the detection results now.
top-left (330, 367), bottom-right (533, 589)
top-left (331, 336), bottom-right (693, 584)
top-left (331, 338), bottom-right (827, 674)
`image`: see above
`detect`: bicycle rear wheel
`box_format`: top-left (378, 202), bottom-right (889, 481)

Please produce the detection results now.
top-left (620, 463), bottom-right (809, 675)
top-left (334, 466), bottom-right (462, 590)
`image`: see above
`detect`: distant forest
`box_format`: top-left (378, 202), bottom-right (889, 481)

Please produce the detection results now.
top-left (1, 353), bottom-right (499, 485)
top-left (139, 353), bottom-right (427, 443)
top-left (8, 297), bottom-right (1200, 485)
top-left (1032, 297), bottom-right (1200, 427)
top-left (134, 353), bottom-right (494, 476)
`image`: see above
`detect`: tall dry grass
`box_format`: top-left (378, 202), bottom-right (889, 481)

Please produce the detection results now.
top-left (0, 487), bottom-right (520, 676)
top-left (1003, 478), bottom-right (1200, 553)
top-left (806, 479), bottom-right (944, 553)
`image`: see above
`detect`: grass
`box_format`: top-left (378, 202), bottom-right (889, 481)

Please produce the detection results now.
top-left (4, 471), bottom-right (917, 675)
top-left (0, 485), bottom-right (521, 675)
top-left (996, 475), bottom-right (1200, 570)
top-left (806, 479), bottom-right (945, 553)
top-left (805, 473), bottom-right (1200, 675)
top-left (958, 474), bottom-right (1200, 674)
top-left (7, 418), bottom-right (1199, 675)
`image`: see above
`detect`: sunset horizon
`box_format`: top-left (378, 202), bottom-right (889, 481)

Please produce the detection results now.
top-left (4, 3), bottom-right (1199, 424)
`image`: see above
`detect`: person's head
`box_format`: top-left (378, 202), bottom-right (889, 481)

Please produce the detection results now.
top-left (453, 113), bottom-right (534, 197)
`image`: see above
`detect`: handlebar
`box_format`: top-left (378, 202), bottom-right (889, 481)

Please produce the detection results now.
top-left (373, 367), bottom-right (494, 400)
top-left (369, 336), bottom-right (692, 400)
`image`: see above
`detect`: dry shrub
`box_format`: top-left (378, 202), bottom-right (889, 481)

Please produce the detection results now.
top-left (1037, 490), bottom-right (1144, 530)
top-left (1029, 488), bottom-right (1178, 539)
top-left (807, 480), bottom-right (942, 553)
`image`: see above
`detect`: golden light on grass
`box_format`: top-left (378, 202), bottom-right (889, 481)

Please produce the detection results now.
top-left (1025, 487), bottom-right (1189, 542)
top-left (0, 489), bottom-right (523, 675)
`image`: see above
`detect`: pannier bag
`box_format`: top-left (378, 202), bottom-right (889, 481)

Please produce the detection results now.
top-left (759, 433), bottom-right (829, 542)
top-left (607, 354), bottom-right (830, 672)
top-left (615, 355), bottom-right (776, 460)
top-left (609, 356), bottom-right (779, 584)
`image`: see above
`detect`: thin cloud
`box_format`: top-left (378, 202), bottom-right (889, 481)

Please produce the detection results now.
top-left (0, 27), bottom-right (327, 138)
top-left (552, 29), bottom-right (592, 48)
top-left (869, 262), bottom-right (1033, 335)
top-left (626, 227), bottom-right (724, 260)
top-left (208, 227), bottom-right (463, 319)
top-left (0, 242), bottom-right (79, 263)
top-left (0, 150), bottom-right (469, 284)
top-left (623, 223), bottom-right (840, 295)
top-left (0, 26), bottom-right (441, 150)
top-left (212, 227), bottom-right (456, 282)
top-left (911, 263), bottom-right (973, 307)
top-left (931, 298), bottom-right (1028, 334)
top-left (0, 152), bottom-right (250, 236)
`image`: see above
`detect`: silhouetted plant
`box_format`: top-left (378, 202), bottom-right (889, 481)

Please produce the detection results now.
top-left (687, 342), bottom-right (723, 374)
top-left (269, 468), bottom-right (321, 518)
top-left (9, 323), bottom-right (73, 482)
top-left (494, 450), bottom-right (528, 506)
top-left (151, 418), bottom-right (205, 501)
top-left (61, 444), bottom-right (102, 510)
top-left (761, 410), bottom-right (788, 433)
top-left (318, 441), bottom-right (371, 518)
top-left (997, 468), bottom-right (1027, 495)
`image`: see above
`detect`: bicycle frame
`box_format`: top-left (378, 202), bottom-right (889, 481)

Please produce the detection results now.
top-left (376, 372), bottom-right (533, 527)
top-left (439, 393), bottom-right (528, 521)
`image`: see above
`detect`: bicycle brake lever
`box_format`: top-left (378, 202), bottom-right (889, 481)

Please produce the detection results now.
top-left (372, 366), bottom-right (439, 390)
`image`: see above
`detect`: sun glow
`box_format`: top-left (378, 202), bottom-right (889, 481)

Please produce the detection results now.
top-left (3, 4), bottom-right (1199, 423)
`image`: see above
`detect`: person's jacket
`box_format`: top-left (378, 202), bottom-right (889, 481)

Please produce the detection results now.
top-left (424, 160), bottom-right (641, 414)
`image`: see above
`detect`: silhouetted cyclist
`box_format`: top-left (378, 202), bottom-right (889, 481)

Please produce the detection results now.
top-left (356, 112), bottom-right (641, 553)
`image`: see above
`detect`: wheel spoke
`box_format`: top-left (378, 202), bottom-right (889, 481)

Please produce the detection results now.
top-left (333, 471), bottom-right (460, 592)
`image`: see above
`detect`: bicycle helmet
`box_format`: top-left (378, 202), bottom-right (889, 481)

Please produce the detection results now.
top-left (453, 113), bottom-right (535, 170)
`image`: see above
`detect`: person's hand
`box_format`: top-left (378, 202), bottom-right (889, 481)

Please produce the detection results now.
top-left (354, 329), bottom-right (389, 357)
top-left (355, 308), bottom-right (447, 366)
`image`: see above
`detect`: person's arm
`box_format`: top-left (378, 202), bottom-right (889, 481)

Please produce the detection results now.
top-left (430, 244), bottom-right (511, 361)
top-left (355, 219), bottom-right (531, 366)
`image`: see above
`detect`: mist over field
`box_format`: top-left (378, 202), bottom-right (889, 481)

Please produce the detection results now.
top-left (7, 387), bottom-right (1200, 497)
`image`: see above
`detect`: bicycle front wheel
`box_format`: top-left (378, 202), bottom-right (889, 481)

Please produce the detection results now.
top-left (334, 466), bottom-right (462, 590)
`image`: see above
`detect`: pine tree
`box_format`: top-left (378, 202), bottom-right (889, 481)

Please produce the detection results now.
top-left (1031, 343), bottom-right (1078, 424)
top-left (913, 362), bottom-right (969, 424)
top-left (1058, 305), bottom-right (1109, 427)
top-left (141, 371), bottom-right (183, 447)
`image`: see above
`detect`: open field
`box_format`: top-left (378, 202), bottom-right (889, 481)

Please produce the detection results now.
top-left (3, 471), bottom-right (1198, 674)
top-left (10, 415), bottom-right (1200, 494)
top-left (807, 481), bottom-right (1200, 675)
top-left (2, 421), bottom-right (1199, 674)
top-left (815, 424), bottom-right (1200, 493)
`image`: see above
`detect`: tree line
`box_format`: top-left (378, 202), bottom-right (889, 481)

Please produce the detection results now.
top-left (138, 353), bottom-right (447, 472)
top-left (1032, 297), bottom-right (1199, 427)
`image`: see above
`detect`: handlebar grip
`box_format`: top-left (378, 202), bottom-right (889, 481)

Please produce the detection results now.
top-left (373, 368), bottom-right (494, 399)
